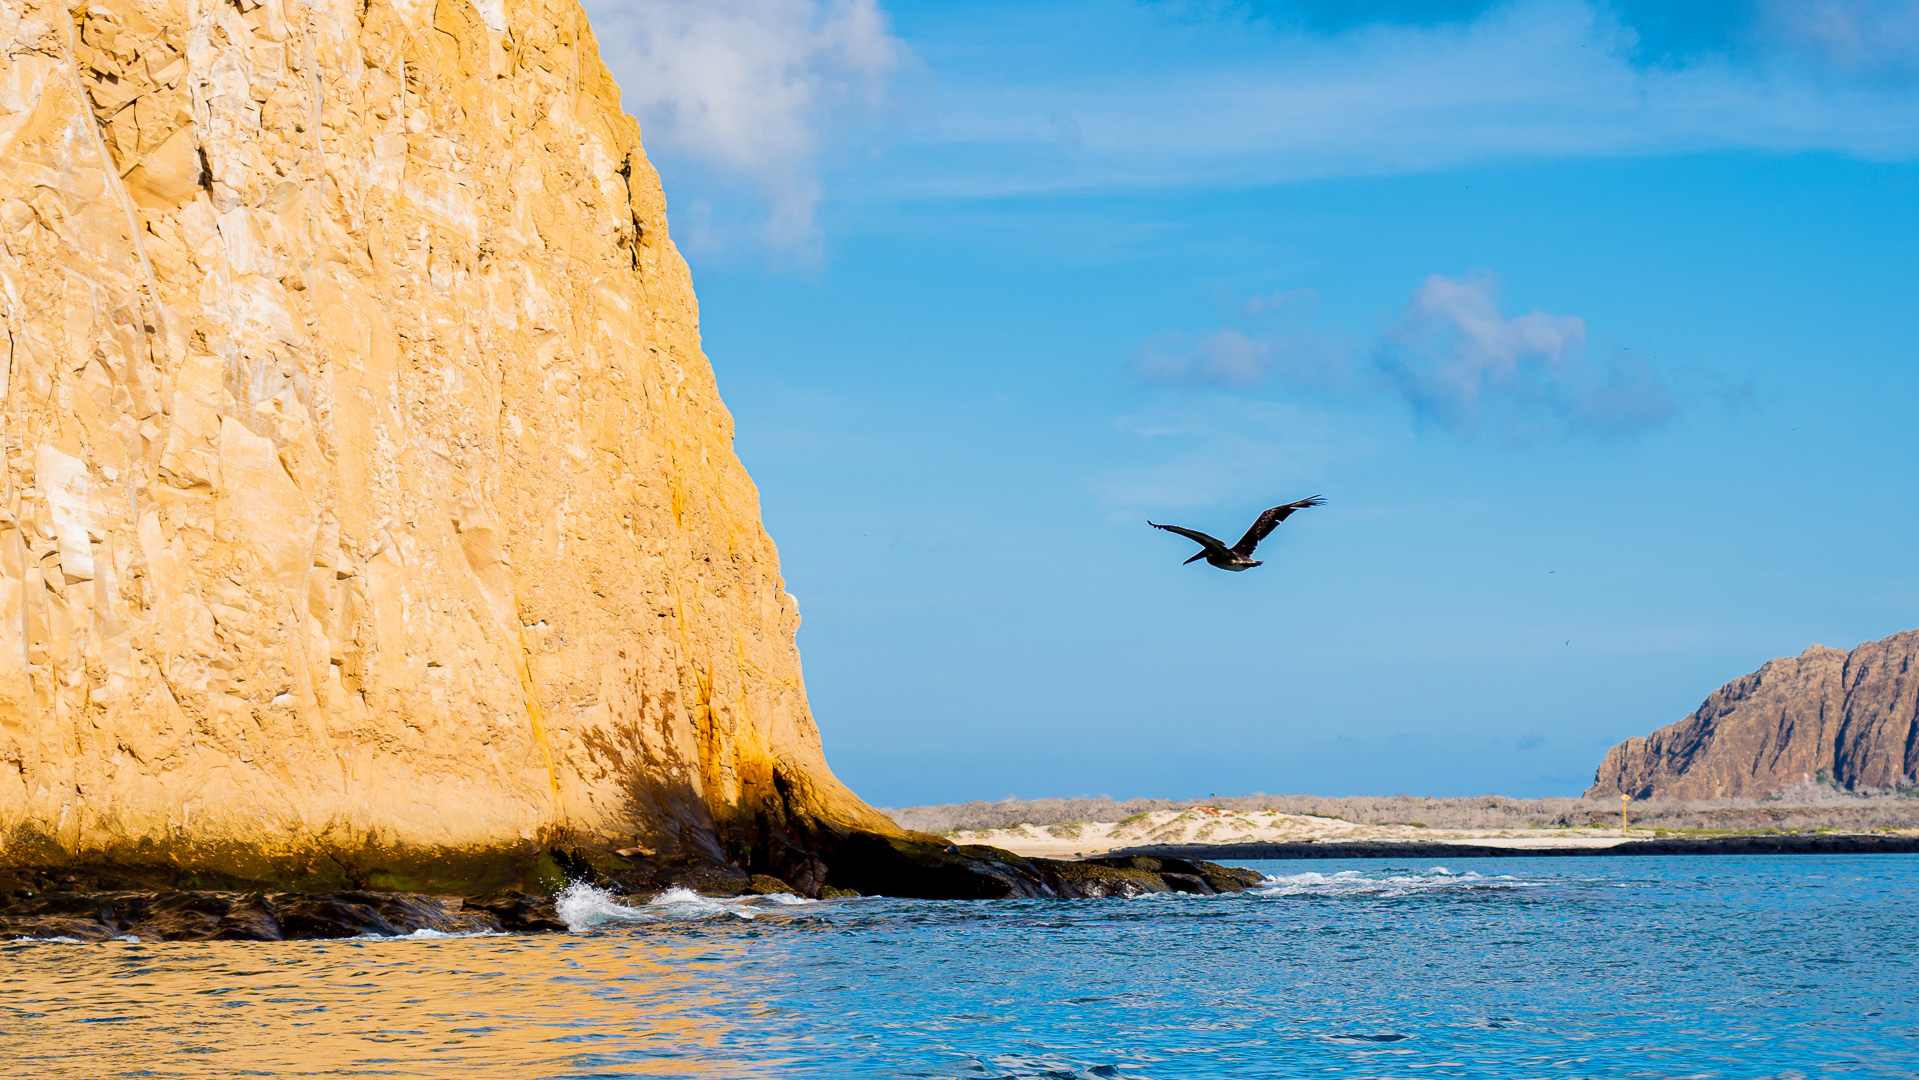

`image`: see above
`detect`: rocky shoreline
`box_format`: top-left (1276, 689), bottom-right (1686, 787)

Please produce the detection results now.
top-left (14, 831), bottom-right (1918, 941)
top-left (0, 835), bottom-right (1263, 942)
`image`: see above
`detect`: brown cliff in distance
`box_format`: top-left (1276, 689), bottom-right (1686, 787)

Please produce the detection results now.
top-left (1589, 629), bottom-right (1919, 800)
top-left (0, 0), bottom-right (908, 890)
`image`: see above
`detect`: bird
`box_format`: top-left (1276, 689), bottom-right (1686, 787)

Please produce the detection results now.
top-left (1149, 497), bottom-right (1324, 572)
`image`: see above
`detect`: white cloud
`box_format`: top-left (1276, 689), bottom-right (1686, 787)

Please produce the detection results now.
top-left (583, 0), bottom-right (903, 253)
top-left (1135, 272), bottom-right (1675, 440)
top-left (1375, 273), bottom-right (1673, 437)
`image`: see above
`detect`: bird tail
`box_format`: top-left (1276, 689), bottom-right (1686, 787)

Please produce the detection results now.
top-left (1182, 551), bottom-right (1208, 565)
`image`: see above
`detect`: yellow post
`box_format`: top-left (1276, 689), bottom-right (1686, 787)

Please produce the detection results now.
top-left (1620, 793), bottom-right (1631, 832)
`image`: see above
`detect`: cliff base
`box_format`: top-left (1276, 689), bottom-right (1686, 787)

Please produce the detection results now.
top-left (0, 834), bottom-right (1268, 940)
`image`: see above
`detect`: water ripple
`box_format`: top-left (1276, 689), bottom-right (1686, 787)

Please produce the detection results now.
top-left (2, 855), bottom-right (1917, 1078)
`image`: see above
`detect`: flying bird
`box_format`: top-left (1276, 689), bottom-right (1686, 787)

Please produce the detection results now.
top-left (1149, 497), bottom-right (1325, 572)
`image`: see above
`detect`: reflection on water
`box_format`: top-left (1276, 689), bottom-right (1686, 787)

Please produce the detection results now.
top-left (3, 927), bottom-right (761, 1077)
top-left (5, 856), bottom-right (1919, 1079)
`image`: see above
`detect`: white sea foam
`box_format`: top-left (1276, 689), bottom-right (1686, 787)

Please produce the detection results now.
top-left (643, 885), bottom-right (755, 921)
top-left (366, 926), bottom-right (507, 941)
top-left (1249, 866), bottom-right (1538, 898)
top-left (555, 882), bottom-right (660, 931)
top-left (554, 883), bottom-right (811, 932)
top-left (751, 891), bottom-right (814, 906)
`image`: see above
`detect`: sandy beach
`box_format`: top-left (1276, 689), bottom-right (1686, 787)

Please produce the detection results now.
top-left (938, 806), bottom-right (1763, 859)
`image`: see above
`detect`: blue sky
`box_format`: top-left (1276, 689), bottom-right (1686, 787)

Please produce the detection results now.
top-left (582, 0), bottom-right (1919, 806)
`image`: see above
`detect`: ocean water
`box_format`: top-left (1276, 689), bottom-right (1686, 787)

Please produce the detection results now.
top-left (3, 854), bottom-right (1915, 1078)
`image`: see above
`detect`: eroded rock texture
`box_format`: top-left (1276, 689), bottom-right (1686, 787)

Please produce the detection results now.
top-left (1590, 630), bottom-right (1919, 799)
top-left (0, 0), bottom-right (895, 887)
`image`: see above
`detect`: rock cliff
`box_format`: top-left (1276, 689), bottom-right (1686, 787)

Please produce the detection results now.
top-left (1589, 629), bottom-right (1919, 800)
top-left (0, 0), bottom-right (902, 889)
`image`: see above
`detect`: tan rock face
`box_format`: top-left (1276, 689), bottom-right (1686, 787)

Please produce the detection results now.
top-left (0, 0), bottom-right (893, 884)
top-left (1589, 630), bottom-right (1919, 799)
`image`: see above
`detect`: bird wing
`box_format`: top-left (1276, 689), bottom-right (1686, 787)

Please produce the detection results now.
top-left (1231, 496), bottom-right (1325, 555)
top-left (1149, 521), bottom-right (1231, 555)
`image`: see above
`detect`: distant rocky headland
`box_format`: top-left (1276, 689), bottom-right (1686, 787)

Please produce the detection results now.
top-left (1588, 628), bottom-right (1919, 800)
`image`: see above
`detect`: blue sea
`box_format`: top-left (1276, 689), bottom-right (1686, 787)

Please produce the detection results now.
top-left (4, 855), bottom-right (1915, 1078)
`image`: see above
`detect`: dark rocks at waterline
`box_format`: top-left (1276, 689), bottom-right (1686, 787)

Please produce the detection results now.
top-left (13, 828), bottom-right (1915, 942)
top-left (825, 834), bottom-right (1264, 899)
top-left (532, 834), bottom-right (1264, 902)
top-left (0, 833), bottom-right (1267, 940)
top-left (0, 888), bottom-right (502, 942)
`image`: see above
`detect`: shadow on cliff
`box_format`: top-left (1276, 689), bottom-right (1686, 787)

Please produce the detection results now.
top-left (0, 755), bottom-right (1265, 940)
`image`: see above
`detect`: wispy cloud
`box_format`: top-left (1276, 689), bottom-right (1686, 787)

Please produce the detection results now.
top-left (1377, 272), bottom-right (1672, 437)
top-left (1135, 327), bottom-right (1349, 387)
top-left (1137, 271), bottom-right (1675, 440)
top-left (1241, 288), bottom-right (1319, 317)
top-left (1757, 0), bottom-right (1919, 82)
top-left (582, 0), bottom-right (1919, 254)
top-left (1098, 397), bottom-right (1367, 512)
top-left (583, 0), bottom-right (904, 255)
top-left (1134, 288), bottom-right (1351, 388)
top-left (851, 0), bottom-right (1919, 202)
top-left (1136, 328), bottom-right (1350, 391)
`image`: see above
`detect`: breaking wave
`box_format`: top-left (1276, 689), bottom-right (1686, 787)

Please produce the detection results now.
top-left (1249, 867), bottom-right (1540, 898)
top-left (554, 883), bottom-right (812, 932)
top-left (373, 926), bottom-right (506, 941)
